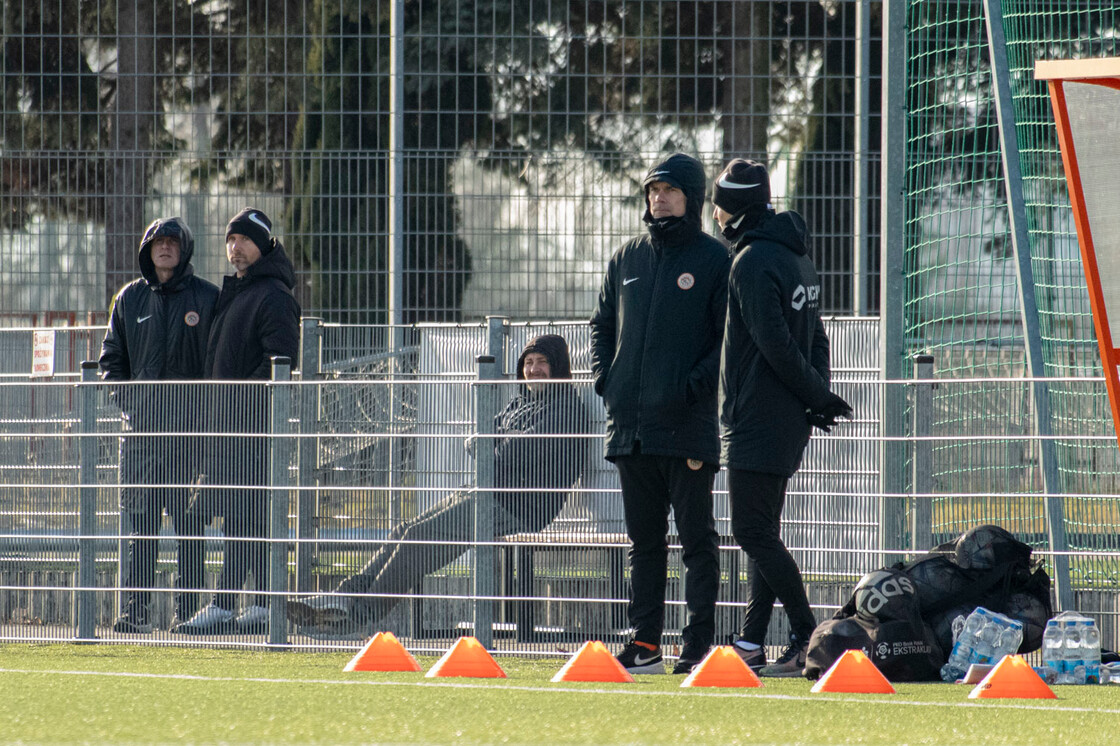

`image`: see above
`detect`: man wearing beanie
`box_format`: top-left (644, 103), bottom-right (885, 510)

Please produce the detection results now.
top-left (100, 216), bottom-right (218, 633)
top-left (590, 153), bottom-right (730, 674)
top-left (712, 159), bottom-right (852, 677)
top-left (285, 334), bottom-right (591, 637)
top-left (174, 207), bottom-right (301, 634)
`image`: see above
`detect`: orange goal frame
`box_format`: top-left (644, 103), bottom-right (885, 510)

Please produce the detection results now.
top-left (1035, 58), bottom-right (1120, 446)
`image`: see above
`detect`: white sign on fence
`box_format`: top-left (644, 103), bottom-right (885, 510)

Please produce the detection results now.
top-left (31, 330), bottom-right (55, 378)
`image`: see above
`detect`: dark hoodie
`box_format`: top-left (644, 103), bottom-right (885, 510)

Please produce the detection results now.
top-left (719, 210), bottom-right (832, 476)
top-left (204, 236), bottom-right (301, 380)
top-left (492, 334), bottom-right (591, 523)
top-left (590, 154), bottom-right (731, 464)
top-left (99, 217), bottom-right (220, 384)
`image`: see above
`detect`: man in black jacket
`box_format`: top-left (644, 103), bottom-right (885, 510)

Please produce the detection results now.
top-left (174, 207), bottom-right (301, 634)
top-left (285, 334), bottom-right (591, 637)
top-left (590, 153), bottom-right (730, 674)
top-left (713, 159), bottom-right (852, 677)
top-left (100, 216), bottom-right (219, 633)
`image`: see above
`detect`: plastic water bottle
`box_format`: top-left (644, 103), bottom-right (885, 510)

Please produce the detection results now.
top-left (1062, 620), bottom-right (1085, 684)
top-left (1042, 620), bottom-right (1063, 681)
top-left (993, 616), bottom-right (1024, 662)
top-left (1082, 619), bottom-right (1102, 685)
top-left (940, 607), bottom-right (987, 682)
top-left (971, 617), bottom-right (1002, 665)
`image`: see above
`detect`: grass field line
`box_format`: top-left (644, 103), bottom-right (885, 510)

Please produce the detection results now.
top-left (3, 667), bottom-right (1116, 715)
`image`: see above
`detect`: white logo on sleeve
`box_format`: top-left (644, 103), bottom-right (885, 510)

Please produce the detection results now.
top-left (791, 284), bottom-right (820, 311)
top-left (623, 277), bottom-right (639, 286)
top-left (137, 314), bottom-right (153, 323)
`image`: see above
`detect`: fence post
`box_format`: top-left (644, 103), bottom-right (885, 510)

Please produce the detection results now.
top-left (268, 357), bottom-right (292, 646)
top-left (297, 318), bottom-right (322, 593)
top-left (472, 315), bottom-right (506, 648)
top-left (77, 361), bottom-right (99, 640)
top-left (983, 0), bottom-right (1072, 612)
top-left (911, 354), bottom-right (935, 553)
top-left (878, 0), bottom-right (909, 568)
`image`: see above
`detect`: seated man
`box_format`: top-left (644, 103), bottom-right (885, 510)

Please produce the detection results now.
top-left (288, 333), bottom-right (591, 637)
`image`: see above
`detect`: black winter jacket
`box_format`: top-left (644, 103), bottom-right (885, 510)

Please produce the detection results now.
top-left (591, 188), bottom-right (730, 464)
top-left (719, 211), bottom-right (831, 476)
top-left (99, 218), bottom-right (220, 431)
top-left (100, 217), bottom-right (219, 383)
top-left (204, 238), bottom-right (301, 381)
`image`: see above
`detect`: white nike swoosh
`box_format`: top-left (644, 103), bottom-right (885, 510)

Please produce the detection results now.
top-left (717, 175), bottom-right (761, 189)
top-left (632, 652), bottom-right (660, 666)
top-left (649, 170), bottom-right (671, 177)
top-left (247, 212), bottom-right (271, 233)
top-left (623, 277), bottom-right (639, 285)
top-left (137, 315), bottom-right (153, 323)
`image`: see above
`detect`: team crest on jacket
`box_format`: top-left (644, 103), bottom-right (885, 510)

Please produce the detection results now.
top-left (687, 458), bottom-right (703, 470)
top-left (184, 311), bottom-right (200, 327)
top-left (677, 272), bottom-right (695, 290)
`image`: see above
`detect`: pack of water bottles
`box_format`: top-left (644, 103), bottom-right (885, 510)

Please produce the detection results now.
top-left (1042, 611), bottom-right (1102, 684)
top-left (939, 606), bottom-right (1025, 682)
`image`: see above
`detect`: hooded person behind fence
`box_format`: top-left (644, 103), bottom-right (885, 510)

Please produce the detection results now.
top-left (590, 153), bottom-right (731, 675)
top-left (99, 216), bottom-right (219, 633)
top-left (284, 333), bottom-right (592, 637)
top-left (172, 207), bottom-right (301, 636)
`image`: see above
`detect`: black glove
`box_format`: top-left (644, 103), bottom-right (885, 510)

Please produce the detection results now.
top-left (806, 393), bottom-right (853, 433)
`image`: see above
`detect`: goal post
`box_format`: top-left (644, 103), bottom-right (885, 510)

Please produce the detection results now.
top-left (1036, 58), bottom-right (1120, 449)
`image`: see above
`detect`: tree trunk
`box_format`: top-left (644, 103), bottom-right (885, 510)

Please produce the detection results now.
top-left (720, 1), bottom-right (772, 161)
top-left (105, 0), bottom-right (154, 304)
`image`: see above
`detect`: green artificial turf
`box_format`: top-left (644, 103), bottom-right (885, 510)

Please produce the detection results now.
top-left (2, 644), bottom-right (1119, 744)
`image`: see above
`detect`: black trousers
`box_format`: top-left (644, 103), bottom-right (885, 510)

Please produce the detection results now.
top-left (615, 453), bottom-right (719, 651)
top-left (204, 428), bottom-right (270, 612)
top-left (118, 434), bottom-right (205, 620)
top-left (335, 490), bottom-right (549, 626)
top-left (728, 468), bottom-right (816, 644)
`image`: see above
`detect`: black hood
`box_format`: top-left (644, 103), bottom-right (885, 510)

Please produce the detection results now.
top-left (241, 236), bottom-right (297, 289)
top-left (737, 210), bottom-right (810, 257)
top-left (641, 153), bottom-right (707, 229)
top-left (138, 217), bottom-right (195, 289)
top-left (516, 334), bottom-right (572, 380)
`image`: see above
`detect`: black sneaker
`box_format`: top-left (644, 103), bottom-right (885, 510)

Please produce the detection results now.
top-left (616, 640), bottom-right (664, 674)
top-left (759, 639), bottom-right (808, 678)
top-left (671, 645), bottom-right (709, 674)
top-left (112, 611), bottom-right (152, 634)
top-left (732, 643), bottom-right (767, 672)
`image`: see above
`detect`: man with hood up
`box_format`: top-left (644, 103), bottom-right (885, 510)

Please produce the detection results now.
top-left (100, 216), bottom-right (219, 633)
top-left (712, 159), bottom-right (852, 677)
top-left (173, 207), bottom-right (301, 634)
top-left (590, 153), bottom-right (731, 674)
top-left (285, 334), bottom-right (591, 637)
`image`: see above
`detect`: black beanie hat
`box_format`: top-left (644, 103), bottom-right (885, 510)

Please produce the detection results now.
top-left (226, 207), bottom-right (273, 254)
top-left (712, 159), bottom-right (772, 215)
top-left (516, 334), bottom-right (572, 380)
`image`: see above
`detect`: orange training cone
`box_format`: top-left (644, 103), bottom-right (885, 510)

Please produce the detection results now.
top-left (343, 631), bottom-right (422, 673)
top-left (681, 646), bottom-right (763, 688)
top-left (551, 641), bottom-right (635, 683)
top-left (810, 649), bottom-right (895, 694)
top-left (425, 636), bottom-right (507, 679)
top-left (968, 655), bottom-right (1057, 700)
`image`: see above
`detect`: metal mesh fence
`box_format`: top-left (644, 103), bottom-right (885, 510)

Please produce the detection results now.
top-left (1, 0), bottom-right (880, 324)
top-left (0, 318), bottom-right (908, 651)
top-left (895, 1), bottom-right (1120, 576)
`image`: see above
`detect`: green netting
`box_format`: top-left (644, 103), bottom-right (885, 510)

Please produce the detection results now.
top-left (903, 0), bottom-right (1120, 572)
